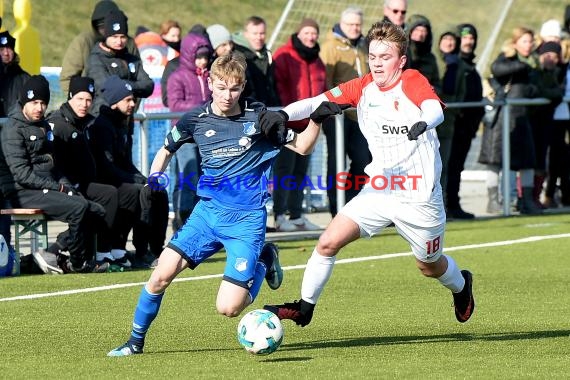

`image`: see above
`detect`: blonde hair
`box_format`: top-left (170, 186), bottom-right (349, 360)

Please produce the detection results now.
top-left (210, 52), bottom-right (247, 85)
top-left (502, 26), bottom-right (534, 58)
top-left (366, 21), bottom-right (408, 57)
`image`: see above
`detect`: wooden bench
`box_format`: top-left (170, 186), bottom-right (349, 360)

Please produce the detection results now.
top-left (0, 208), bottom-right (48, 254)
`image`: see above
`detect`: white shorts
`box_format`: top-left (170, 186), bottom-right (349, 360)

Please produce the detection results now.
top-left (339, 185), bottom-right (446, 263)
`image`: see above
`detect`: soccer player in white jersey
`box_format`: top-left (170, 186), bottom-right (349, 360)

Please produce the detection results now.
top-left (263, 21), bottom-right (475, 326)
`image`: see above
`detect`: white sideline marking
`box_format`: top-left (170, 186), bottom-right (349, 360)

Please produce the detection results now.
top-left (1, 233), bottom-right (569, 302)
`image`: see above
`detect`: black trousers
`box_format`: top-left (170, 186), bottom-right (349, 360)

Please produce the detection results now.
top-left (81, 182), bottom-right (118, 252)
top-left (114, 183), bottom-right (168, 258)
top-left (10, 189), bottom-right (95, 266)
top-left (545, 120), bottom-right (570, 200)
top-left (322, 115), bottom-right (371, 216)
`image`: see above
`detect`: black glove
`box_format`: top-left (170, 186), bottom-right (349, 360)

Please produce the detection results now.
top-left (259, 109), bottom-right (289, 146)
top-left (309, 102), bottom-right (351, 124)
top-left (59, 183), bottom-right (78, 196)
top-left (407, 121), bottom-right (428, 140)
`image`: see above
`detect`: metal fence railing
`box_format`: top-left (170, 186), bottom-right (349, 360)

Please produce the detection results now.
top-left (0, 96), bottom-right (561, 217)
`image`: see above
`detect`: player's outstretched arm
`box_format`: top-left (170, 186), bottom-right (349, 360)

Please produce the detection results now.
top-left (148, 147), bottom-right (174, 177)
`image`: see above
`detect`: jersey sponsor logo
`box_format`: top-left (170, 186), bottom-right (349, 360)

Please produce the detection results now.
top-left (330, 87), bottom-right (343, 98)
top-left (238, 137), bottom-right (252, 148)
top-left (242, 122), bottom-right (256, 136)
top-left (235, 258), bottom-right (248, 272)
top-left (204, 129), bottom-right (216, 137)
top-left (381, 125), bottom-right (409, 134)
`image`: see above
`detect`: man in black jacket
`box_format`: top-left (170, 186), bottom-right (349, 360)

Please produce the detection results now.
top-left (0, 75), bottom-right (108, 273)
top-left (90, 76), bottom-right (168, 268)
top-left (0, 30), bottom-right (30, 118)
top-left (445, 24), bottom-right (485, 219)
top-left (49, 76), bottom-right (120, 265)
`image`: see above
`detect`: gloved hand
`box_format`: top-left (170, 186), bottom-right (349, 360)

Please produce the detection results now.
top-left (309, 102), bottom-right (351, 124)
top-left (59, 183), bottom-right (78, 196)
top-left (407, 121), bottom-right (428, 140)
top-left (259, 109), bottom-right (289, 146)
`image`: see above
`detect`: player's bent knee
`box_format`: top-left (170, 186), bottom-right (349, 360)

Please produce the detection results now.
top-left (216, 303), bottom-right (243, 318)
top-left (147, 275), bottom-right (172, 293)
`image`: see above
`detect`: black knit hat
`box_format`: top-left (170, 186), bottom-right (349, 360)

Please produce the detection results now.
top-left (538, 41), bottom-right (562, 56)
top-left (457, 23), bottom-right (478, 50)
top-left (102, 75), bottom-right (133, 105)
top-left (20, 75), bottom-right (51, 105)
top-left (91, 0), bottom-right (120, 29)
top-left (68, 76), bottom-right (95, 100)
top-left (103, 10), bottom-right (128, 38)
top-left (0, 31), bottom-right (16, 50)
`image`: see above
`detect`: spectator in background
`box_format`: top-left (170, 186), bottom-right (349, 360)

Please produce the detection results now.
top-left (319, 6), bottom-right (370, 216)
top-left (48, 76), bottom-right (120, 266)
top-left (272, 18), bottom-right (326, 232)
top-left (528, 41), bottom-right (564, 207)
top-left (167, 32), bottom-right (213, 230)
top-left (207, 24), bottom-right (234, 58)
top-left (536, 19), bottom-right (562, 46)
top-left (0, 31), bottom-right (30, 118)
top-left (446, 24), bottom-right (485, 219)
top-left (233, 16), bottom-right (280, 107)
top-left (86, 10), bottom-right (154, 118)
top-left (479, 27), bottom-right (542, 215)
top-left (90, 76), bottom-right (169, 269)
top-left (407, 14), bottom-right (440, 90)
top-left (159, 19), bottom-right (182, 53)
top-left (60, 0), bottom-right (140, 94)
top-left (435, 28), bottom-right (465, 214)
top-left (0, 75), bottom-right (107, 274)
top-left (161, 24), bottom-right (208, 107)
top-left (382, 0), bottom-right (408, 29)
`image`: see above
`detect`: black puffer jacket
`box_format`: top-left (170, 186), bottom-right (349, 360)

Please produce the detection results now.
top-left (89, 105), bottom-right (145, 186)
top-left (48, 102), bottom-right (97, 188)
top-left (0, 55), bottom-right (30, 118)
top-left (0, 106), bottom-right (66, 195)
top-left (86, 43), bottom-right (154, 116)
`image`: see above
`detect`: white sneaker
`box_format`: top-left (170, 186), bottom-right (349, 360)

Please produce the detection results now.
top-left (96, 251), bottom-right (115, 262)
top-left (275, 214), bottom-right (297, 232)
top-left (289, 216), bottom-right (321, 231)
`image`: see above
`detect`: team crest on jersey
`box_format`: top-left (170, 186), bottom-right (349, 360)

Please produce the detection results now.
top-left (235, 258), bottom-right (248, 272)
top-left (242, 122), bottom-right (256, 136)
top-left (330, 87), bottom-right (343, 98)
top-left (394, 99), bottom-right (399, 111)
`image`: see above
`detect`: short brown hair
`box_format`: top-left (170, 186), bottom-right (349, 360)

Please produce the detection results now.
top-left (366, 21), bottom-right (408, 57)
top-left (159, 19), bottom-right (181, 36)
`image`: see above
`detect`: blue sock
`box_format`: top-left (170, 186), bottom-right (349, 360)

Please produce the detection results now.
top-left (248, 262), bottom-right (267, 303)
top-left (128, 285), bottom-right (164, 347)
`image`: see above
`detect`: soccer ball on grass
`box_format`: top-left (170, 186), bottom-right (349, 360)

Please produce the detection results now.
top-left (237, 309), bottom-right (283, 355)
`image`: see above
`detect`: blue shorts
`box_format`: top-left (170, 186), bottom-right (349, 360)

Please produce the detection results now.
top-left (168, 199), bottom-right (266, 288)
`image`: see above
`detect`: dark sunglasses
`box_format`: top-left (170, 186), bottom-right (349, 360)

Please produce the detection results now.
top-left (391, 9), bottom-right (407, 15)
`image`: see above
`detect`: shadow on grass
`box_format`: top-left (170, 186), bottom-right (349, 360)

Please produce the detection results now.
top-left (281, 329), bottom-right (570, 351)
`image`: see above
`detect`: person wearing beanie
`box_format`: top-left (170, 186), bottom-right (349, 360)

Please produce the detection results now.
top-left (87, 10), bottom-right (154, 118)
top-left (89, 75), bottom-right (168, 269)
top-left (59, 1), bottom-right (140, 94)
top-left (0, 75), bottom-right (109, 274)
top-left (48, 76), bottom-right (122, 267)
top-left (0, 30), bottom-right (31, 117)
top-left (271, 18), bottom-right (325, 232)
top-left (539, 19), bottom-right (562, 42)
top-left (206, 24), bottom-right (234, 58)
top-left (445, 23), bottom-right (484, 220)
top-left (319, 6), bottom-right (370, 216)
top-left (166, 32), bottom-right (213, 230)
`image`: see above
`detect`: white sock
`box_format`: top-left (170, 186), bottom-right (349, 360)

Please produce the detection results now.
top-left (111, 249), bottom-right (126, 259)
top-left (301, 249), bottom-right (336, 304)
top-left (437, 255), bottom-right (465, 293)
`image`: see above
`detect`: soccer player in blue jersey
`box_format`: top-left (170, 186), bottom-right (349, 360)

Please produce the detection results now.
top-left (107, 52), bottom-right (346, 356)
